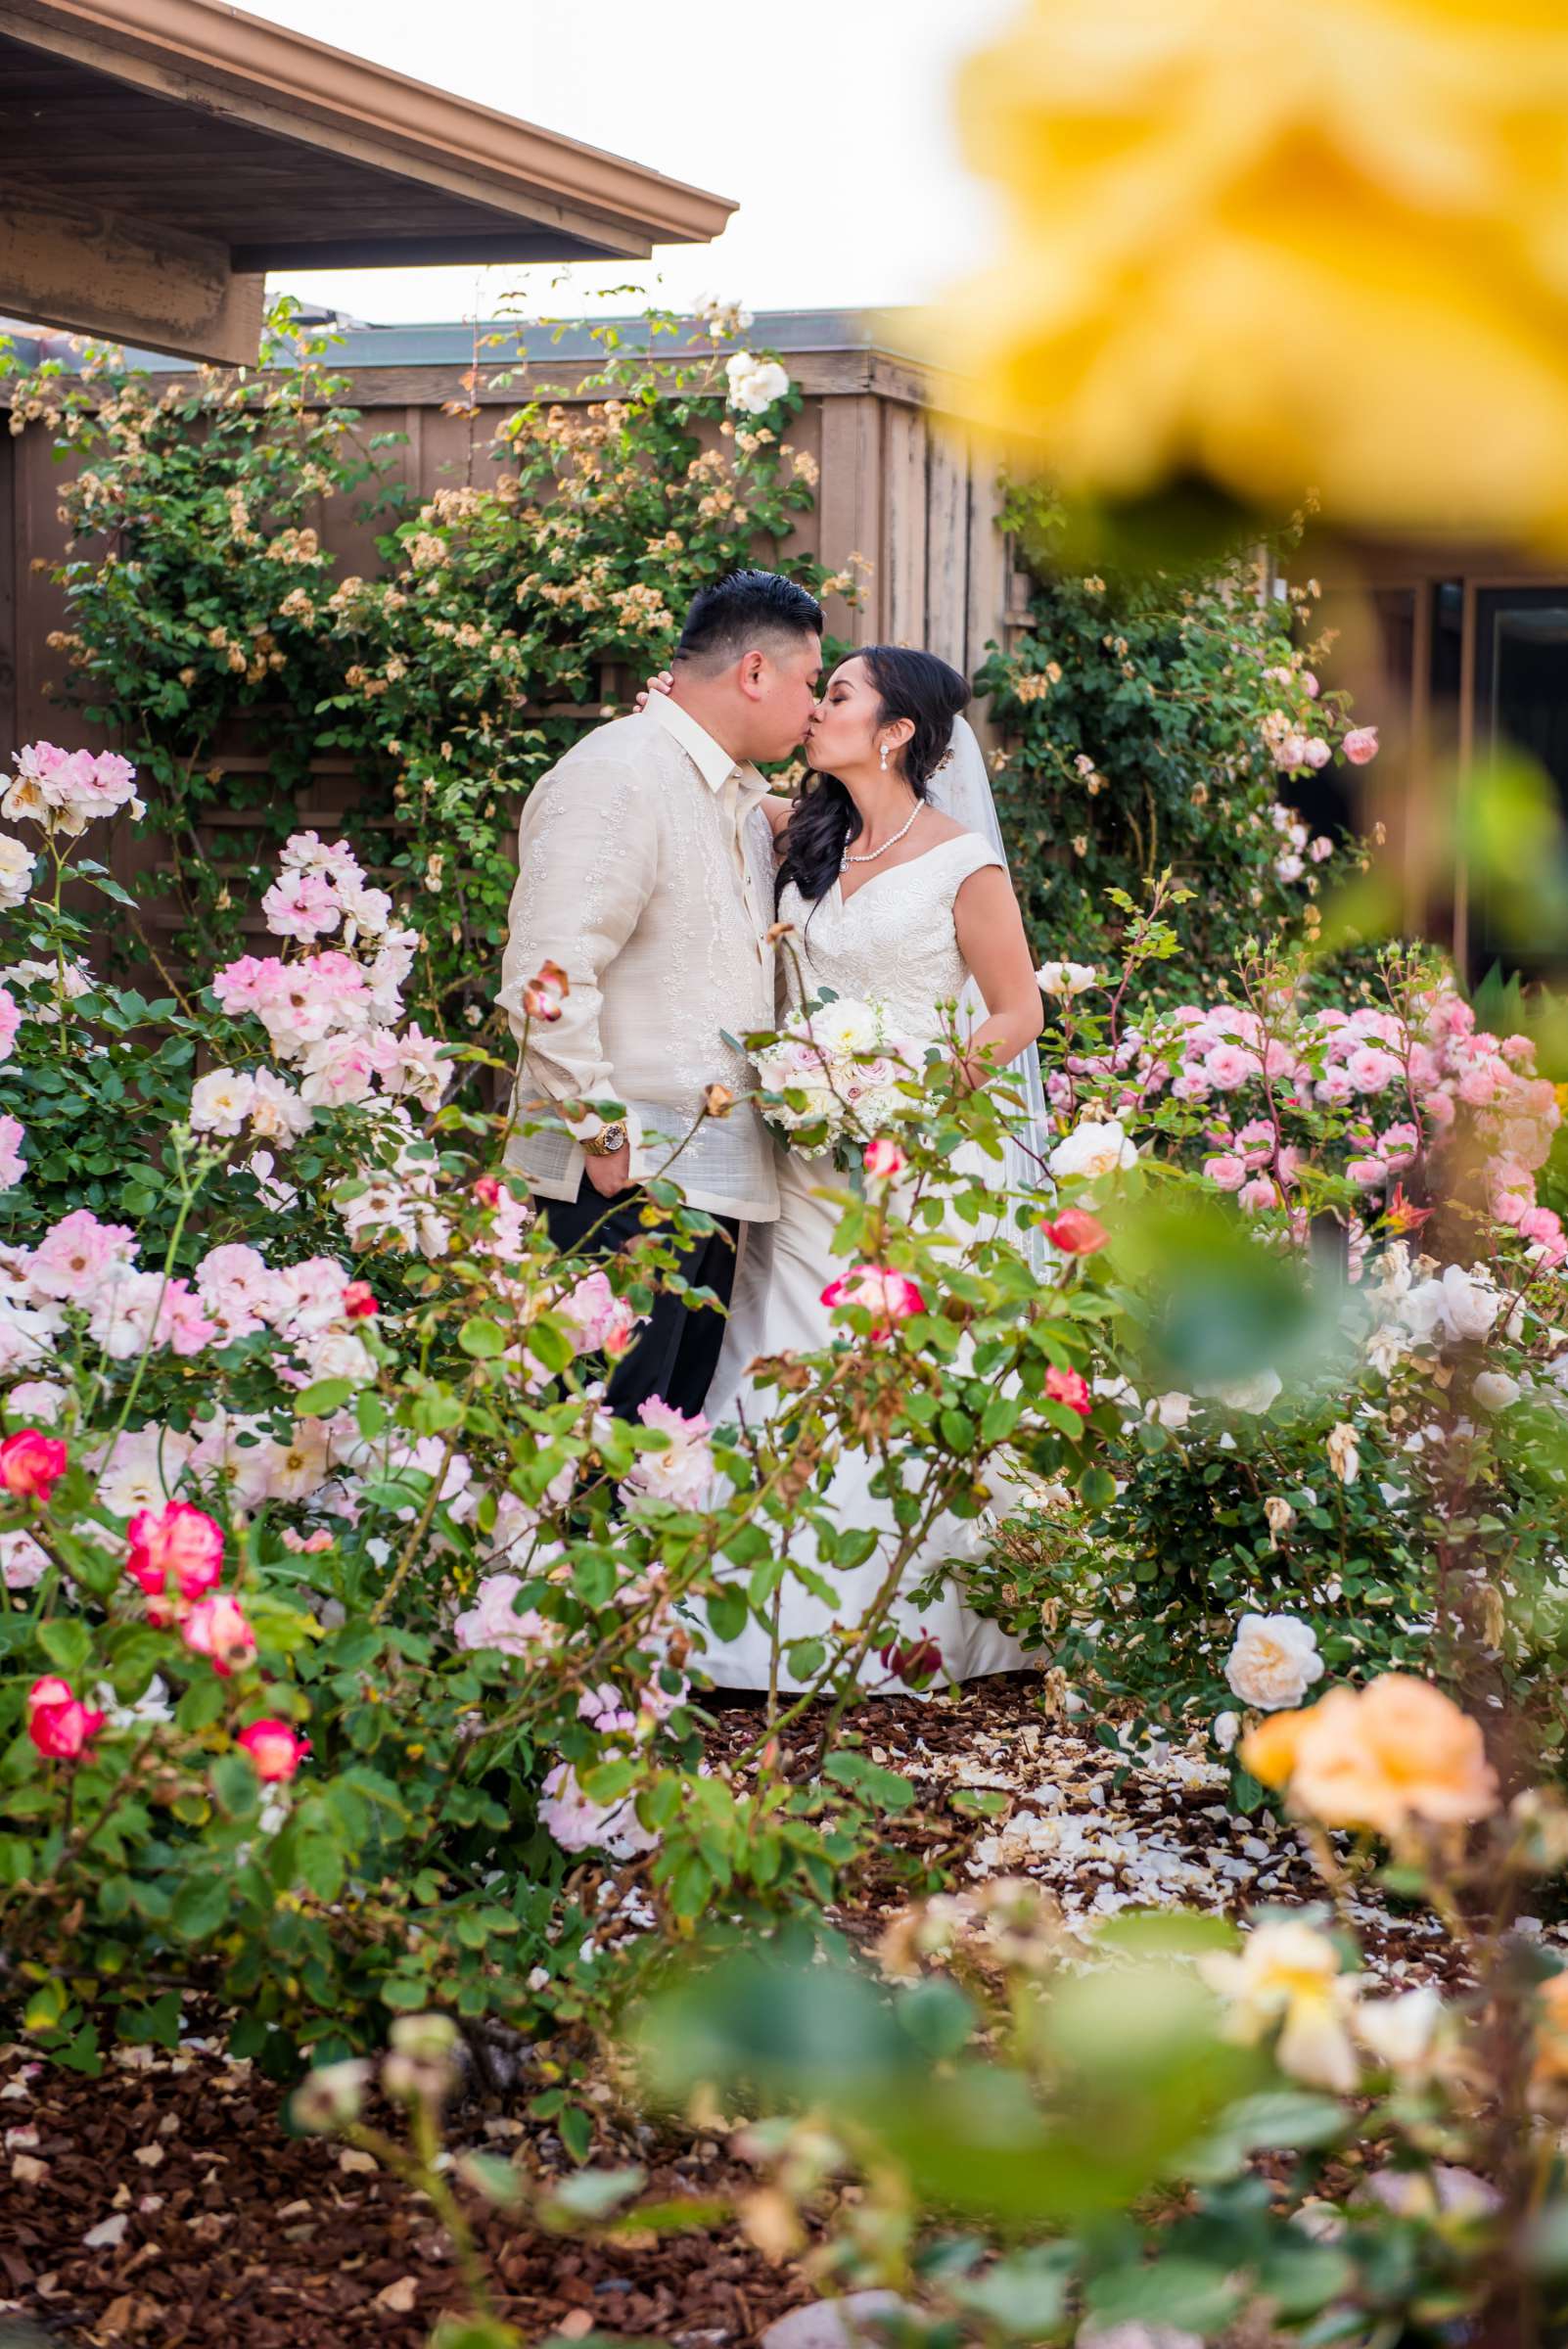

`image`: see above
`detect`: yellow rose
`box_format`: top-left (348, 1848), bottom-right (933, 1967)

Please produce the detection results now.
top-left (1239, 1702), bottom-right (1316, 1790)
top-left (940, 0), bottom-right (1568, 545)
top-left (1286, 1675), bottom-right (1499, 1837)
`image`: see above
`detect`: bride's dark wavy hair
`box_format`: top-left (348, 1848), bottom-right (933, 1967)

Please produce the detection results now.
top-left (775, 645), bottom-right (971, 908)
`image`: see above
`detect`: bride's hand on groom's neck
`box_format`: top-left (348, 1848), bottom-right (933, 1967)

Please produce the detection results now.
top-left (633, 669), bottom-right (675, 714)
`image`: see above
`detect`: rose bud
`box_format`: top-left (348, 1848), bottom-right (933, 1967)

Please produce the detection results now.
top-left (342, 1280), bottom-right (378, 1318)
top-left (291, 2058), bottom-right (371, 2135)
top-left (1343, 726), bottom-right (1379, 765)
top-left (878, 1629), bottom-right (944, 1685)
top-left (472, 1174), bottom-right (502, 1208)
top-left (704, 1083), bottom-right (735, 1119)
top-left (0, 1429), bottom-right (68, 1500)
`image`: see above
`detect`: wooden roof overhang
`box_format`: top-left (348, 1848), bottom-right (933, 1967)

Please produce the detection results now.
top-left (0, 0), bottom-right (736, 364)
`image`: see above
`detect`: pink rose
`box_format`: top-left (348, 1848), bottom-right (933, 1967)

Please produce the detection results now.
top-left (126, 1499), bottom-right (224, 1604)
top-left (181, 1593), bottom-right (256, 1678)
top-left (1343, 727), bottom-right (1380, 765)
top-left (1204, 1044), bottom-right (1257, 1091)
top-left (862, 1137), bottom-right (907, 1183)
top-left (1040, 1207), bottom-right (1109, 1255)
top-left (1347, 1156), bottom-right (1389, 1190)
top-left (1238, 1175), bottom-right (1280, 1212)
top-left (0, 1428), bottom-right (68, 1499)
top-left (237, 1718), bottom-right (311, 1782)
top-left (1203, 1153), bottom-right (1247, 1191)
top-left (820, 1265), bottom-right (926, 1335)
top-left (1043, 1364), bottom-right (1092, 1418)
top-left (1346, 1046), bottom-right (1400, 1095)
top-left (27, 1677), bottom-right (105, 1761)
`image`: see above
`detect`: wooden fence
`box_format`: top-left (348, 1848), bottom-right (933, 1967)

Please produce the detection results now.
top-left (0, 307), bottom-right (1027, 785)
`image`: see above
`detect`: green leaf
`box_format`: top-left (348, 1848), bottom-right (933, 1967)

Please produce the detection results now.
top-left (293, 1377), bottom-right (354, 1419)
top-left (354, 1391), bottom-right (388, 1440)
top-left (823, 1751), bottom-right (916, 1812)
top-left (170, 1875), bottom-right (229, 1942)
top-left (525, 1318), bottom-right (574, 1374)
top-left (210, 1751), bottom-right (259, 1819)
top-left (459, 1315), bottom-right (506, 1359)
top-left (380, 1975), bottom-right (430, 2010)
top-left (558, 2102), bottom-right (594, 2163)
top-left (37, 1617), bottom-right (92, 1676)
top-left (1079, 1464), bottom-right (1118, 1511)
top-left (547, 2164), bottom-right (646, 2218)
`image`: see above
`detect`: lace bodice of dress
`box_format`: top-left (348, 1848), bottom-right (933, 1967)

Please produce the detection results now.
top-left (778, 831), bottom-right (1005, 1041)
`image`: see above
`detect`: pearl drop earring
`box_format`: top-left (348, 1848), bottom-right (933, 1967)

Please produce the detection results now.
top-left (878, 742), bottom-right (890, 770)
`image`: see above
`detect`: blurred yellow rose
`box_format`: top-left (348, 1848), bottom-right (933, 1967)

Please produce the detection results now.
top-left (943, 0), bottom-right (1568, 544)
top-left (1250, 1674), bottom-right (1499, 1836)
top-left (1200, 1917), bottom-right (1360, 2091)
top-left (1239, 1702), bottom-right (1316, 1790)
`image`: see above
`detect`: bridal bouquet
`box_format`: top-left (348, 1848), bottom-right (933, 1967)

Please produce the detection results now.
top-left (754, 992), bottom-right (917, 1160)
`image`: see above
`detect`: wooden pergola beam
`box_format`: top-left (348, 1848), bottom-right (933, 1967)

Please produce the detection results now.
top-left (0, 182), bottom-right (263, 363)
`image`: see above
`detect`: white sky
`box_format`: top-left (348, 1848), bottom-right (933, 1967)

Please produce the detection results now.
top-left (246, 0), bottom-right (1019, 326)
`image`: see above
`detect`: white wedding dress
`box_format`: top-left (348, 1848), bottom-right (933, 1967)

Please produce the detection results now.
top-left (695, 827), bottom-right (1032, 1693)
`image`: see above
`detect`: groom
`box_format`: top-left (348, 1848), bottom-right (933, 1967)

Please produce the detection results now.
top-left (498, 569), bottom-right (823, 1416)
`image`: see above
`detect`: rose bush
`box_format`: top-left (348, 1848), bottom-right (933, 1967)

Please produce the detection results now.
top-left (0, 742), bottom-right (1139, 2087)
top-left (977, 497), bottom-right (1378, 994)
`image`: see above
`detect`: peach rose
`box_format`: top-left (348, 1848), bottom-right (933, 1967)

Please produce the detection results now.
top-left (1240, 1703), bottom-right (1319, 1790)
top-left (1282, 1676), bottom-right (1499, 1837)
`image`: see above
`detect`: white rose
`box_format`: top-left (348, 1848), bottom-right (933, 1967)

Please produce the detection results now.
top-left (1048, 1118), bottom-right (1136, 1182)
top-left (1472, 1369), bottom-right (1521, 1411)
top-left (724, 351), bottom-right (790, 414)
top-left (189, 1067), bottom-right (257, 1136)
top-left (809, 997), bottom-right (882, 1055)
top-left (1036, 959), bottom-right (1098, 997)
top-left (1356, 1986), bottom-right (1448, 2079)
top-left (1213, 1709), bottom-right (1240, 1752)
top-left (1403, 1265), bottom-right (1502, 1348)
top-left (1223, 1611), bottom-right (1324, 1710)
top-left (0, 834), bottom-right (35, 910)
top-left (1145, 1391), bottom-right (1193, 1429)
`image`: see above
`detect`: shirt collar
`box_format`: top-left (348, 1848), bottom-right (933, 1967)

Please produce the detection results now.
top-left (648, 691), bottom-right (754, 795)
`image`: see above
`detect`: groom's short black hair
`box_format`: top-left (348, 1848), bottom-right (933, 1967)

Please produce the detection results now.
top-left (673, 570), bottom-right (823, 672)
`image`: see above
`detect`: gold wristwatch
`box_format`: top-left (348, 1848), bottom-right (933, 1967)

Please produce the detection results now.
top-left (581, 1121), bottom-right (627, 1158)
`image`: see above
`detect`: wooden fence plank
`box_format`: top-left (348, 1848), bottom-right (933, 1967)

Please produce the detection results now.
top-left (883, 402), bottom-right (928, 648)
top-left (924, 422), bottom-right (969, 671)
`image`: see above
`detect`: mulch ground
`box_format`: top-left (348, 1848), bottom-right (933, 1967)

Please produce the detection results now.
top-left (3, 1673), bottom-right (1545, 2345)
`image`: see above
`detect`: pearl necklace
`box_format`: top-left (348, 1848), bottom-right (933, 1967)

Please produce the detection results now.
top-left (842, 801), bottom-right (922, 869)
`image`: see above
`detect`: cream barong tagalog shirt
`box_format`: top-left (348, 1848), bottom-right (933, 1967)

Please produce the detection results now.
top-left (498, 694), bottom-right (781, 1221)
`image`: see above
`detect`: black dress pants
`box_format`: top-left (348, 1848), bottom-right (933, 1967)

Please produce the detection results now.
top-left (539, 1174), bottom-right (740, 1419)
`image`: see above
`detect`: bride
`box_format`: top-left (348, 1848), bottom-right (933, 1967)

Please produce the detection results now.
top-left (646, 646), bottom-right (1046, 1692)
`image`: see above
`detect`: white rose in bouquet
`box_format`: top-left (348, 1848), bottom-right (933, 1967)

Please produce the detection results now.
top-left (754, 994), bottom-right (915, 1161)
